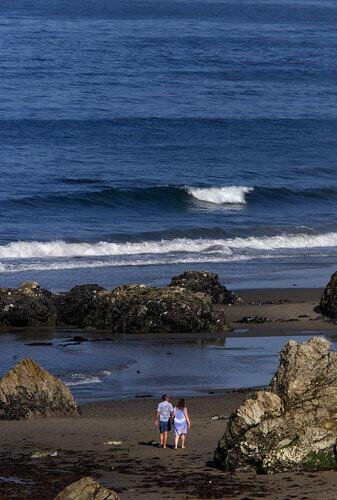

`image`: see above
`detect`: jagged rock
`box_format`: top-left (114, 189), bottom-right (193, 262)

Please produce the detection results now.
top-left (0, 358), bottom-right (79, 420)
top-left (0, 282), bottom-right (58, 327)
top-left (54, 284), bottom-right (106, 326)
top-left (168, 271), bottom-right (239, 304)
top-left (55, 477), bottom-right (119, 500)
top-left (318, 271), bottom-right (337, 320)
top-left (214, 337), bottom-right (337, 472)
top-left (85, 284), bottom-right (231, 334)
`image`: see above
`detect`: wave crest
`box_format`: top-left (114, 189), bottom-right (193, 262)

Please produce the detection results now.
top-left (187, 186), bottom-right (254, 204)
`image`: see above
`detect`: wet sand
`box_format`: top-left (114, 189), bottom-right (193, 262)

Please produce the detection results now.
top-left (0, 287), bottom-right (336, 498)
top-left (225, 287), bottom-right (336, 335)
top-left (1, 394), bottom-right (337, 499)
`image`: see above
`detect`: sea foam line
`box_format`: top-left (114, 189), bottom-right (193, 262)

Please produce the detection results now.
top-left (1, 232), bottom-right (337, 260)
top-left (0, 255), bottom-right (253, 273)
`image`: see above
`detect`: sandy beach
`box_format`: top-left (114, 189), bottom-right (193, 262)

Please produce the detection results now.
top-left (1, 394), bottom-right (337, 499)
top-left (0, 287), bottom-right (336, 498)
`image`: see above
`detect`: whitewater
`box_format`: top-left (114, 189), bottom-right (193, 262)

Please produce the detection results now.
top-left (1, 232), bottom-right (337, 259)
top-left (1, 232), bottom-right (337, 276)
top-left (186, 186), bottom-right (254, 204)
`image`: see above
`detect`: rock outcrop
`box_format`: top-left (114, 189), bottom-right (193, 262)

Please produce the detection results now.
top-left (214, 337), bottom-right (337, 472)
top-left (85, 284), bottom-right (231, 334)
top-left (318, 271), bottom-right (337, 320)
top-left (0, 282), bottom-right (58, 327)
top-left (55, 477), bottom-right (119, 500)
top-left (168, 271), bottom-right (238, 304)
top-left (54, 284), bottom-right (106, 327)
top-left (0, 274), bottom-right (232, 333)
top-left (0, 358), bottom-right (79, 420)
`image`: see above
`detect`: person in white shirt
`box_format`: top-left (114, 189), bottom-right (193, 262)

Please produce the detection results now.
top-left (154, 394), bottom-right (174, 448)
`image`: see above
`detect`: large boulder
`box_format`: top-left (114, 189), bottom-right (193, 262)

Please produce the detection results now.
top-left (0, 358), bottom-right (79, 420)
top-left (168, 271), bottom-right (238, 304)
top-left (0, 281), bottom-right (58, 327)
top-left (54, 284), bottom-right (106, 327)
top-left (214, 337), bottom-right (337, 472)
top-left (318, 271), bottom-right (337, 320)
top-left (55, 477), bottom-right (119, 500)
top-left (85, 284), bottom-right (231, 334)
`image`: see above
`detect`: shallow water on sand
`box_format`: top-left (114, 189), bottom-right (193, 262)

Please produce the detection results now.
top-left (0, 330), bottom-right (336, 403)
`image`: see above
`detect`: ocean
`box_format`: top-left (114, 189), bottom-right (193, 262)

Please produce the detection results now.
top-left (1, 0), bottom-right (337, 291)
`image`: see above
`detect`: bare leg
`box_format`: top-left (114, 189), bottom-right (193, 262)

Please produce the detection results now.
top-left (174, 434), bottom-right (179, 449)
top-left (160, 432), bottom-right (164, 447)
top-left (181, 433), bottom-right (186, 449)
top-left (163, 431), bottom-right (168, 448)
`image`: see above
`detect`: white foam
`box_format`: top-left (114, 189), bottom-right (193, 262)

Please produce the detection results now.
top-left (0, 238), bottom-right (232, 259)
top-left (187, 186), bottom-right (254, 204)
top-left (1, 232), bottom-right (337, 261)
top-left (0, 255), bottom-right (252, 273)
top-left (65, 375), bottom-right (102, 387)
top-left (0, 232), bottom-right (337, 274)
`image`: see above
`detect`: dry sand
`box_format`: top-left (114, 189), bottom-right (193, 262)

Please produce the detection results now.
top-left (0, 287), bottom-right (336, 499)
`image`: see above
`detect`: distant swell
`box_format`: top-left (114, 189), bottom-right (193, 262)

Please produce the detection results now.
top-left (4, 184), bottom-right (337, 210)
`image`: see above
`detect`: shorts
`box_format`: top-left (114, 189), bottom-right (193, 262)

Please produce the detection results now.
top-left (159, 420), bottom-right (171, 432)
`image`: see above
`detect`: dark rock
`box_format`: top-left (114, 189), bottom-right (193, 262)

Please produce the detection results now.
top-left (66, 335), bottom-right (90, 343)
top-left (318, 271), bottom-right (337, 321)
top-left (168, 271), bottom-right (239, 304)
top-left (84, 284), bottom-right (231, 334)
top-left (0, 358), bottom-right (79, 420)
top-left (53, 284), bottom-right (106, 327)
top-left (25, 342), bottom-right (53, 346)
top-left (214, 337), bottom-right (337, 473)
top-left (0, 282), bottom-right (58, 327)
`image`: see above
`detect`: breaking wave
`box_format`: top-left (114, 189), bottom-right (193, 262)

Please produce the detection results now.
top-left (6, 184), bottom-right (337, 211)
top-left (5, 184), bottom-right (337, 210)
top-left (1, 231), bottom-right (337, 273)
top-left (1, 232), bottom-right (337, 260)
top-left (187, 186), bottom-right (253, 204)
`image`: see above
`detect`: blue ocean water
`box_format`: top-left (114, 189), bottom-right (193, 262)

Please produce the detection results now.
top-left (1, 0), bottom-right (337, 290)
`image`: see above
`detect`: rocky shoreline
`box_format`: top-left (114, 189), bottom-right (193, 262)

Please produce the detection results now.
top-left (0, 271), bottom-right (237, 334)
top-left (1, 271), bottom-right (337, 498)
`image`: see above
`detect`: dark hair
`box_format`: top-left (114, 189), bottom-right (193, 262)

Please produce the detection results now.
top-left (176, 398), bottom-right (185, 409)
top-left (162, 394), bottom-right (168, 401)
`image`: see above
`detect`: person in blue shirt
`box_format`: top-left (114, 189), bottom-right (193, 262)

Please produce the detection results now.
top-left (154, 394), bottom-right (174, 448)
